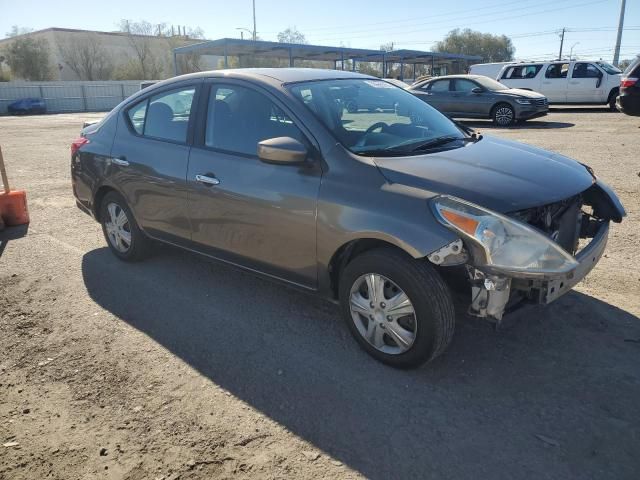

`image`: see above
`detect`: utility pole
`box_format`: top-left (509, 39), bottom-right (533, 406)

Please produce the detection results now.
top-left (252, 0), bottom-right (257, 41)
top-left (558, 28), bottom-right (566, 60)
top-left (613, 0), bottom-right (626, 66)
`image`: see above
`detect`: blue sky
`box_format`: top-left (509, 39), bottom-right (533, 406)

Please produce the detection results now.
top-left (1, 0), bottom-right (638, 62)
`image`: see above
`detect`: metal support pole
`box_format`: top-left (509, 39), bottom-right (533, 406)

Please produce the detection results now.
top-left (400, 59), bottom-right (404, 80)
top-left (120, 83), bottom-right (126, 101)
top-left (413, 63), bottom-right (416, 81)
top-left (352, 59), bottom-right (356, 71)
top-left (289, 47), bottom-right (294, 67)
top-left (341, 52), bottom-right (345, 70)
top-left (431, 56), bottom-right (435, 75)
top-left (173, 51), bottom-right (178, 76)
top-left (613, 0), bottom-right (626, 66)
top-left (382, 54), bottom-right (386, 77)
top-left (224, 42), bottom-right (228, 68)
top-left (558, 28), bottom-right (565, 60)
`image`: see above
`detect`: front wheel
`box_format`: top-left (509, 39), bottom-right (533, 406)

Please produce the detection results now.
top-left (492, 103), bottom-right (515, 126)
top-left (339, 248), bottom-right (455, 369)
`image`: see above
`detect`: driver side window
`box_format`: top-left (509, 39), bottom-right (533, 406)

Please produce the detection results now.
top-left (428, 80), bottom-right (451, 92)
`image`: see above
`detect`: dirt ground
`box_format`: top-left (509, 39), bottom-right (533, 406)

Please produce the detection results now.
top-left (0, 108), bottom-right (639, 480)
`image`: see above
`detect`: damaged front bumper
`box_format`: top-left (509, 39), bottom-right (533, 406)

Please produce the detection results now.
top-left (465, 220), bottom-right (609, 322)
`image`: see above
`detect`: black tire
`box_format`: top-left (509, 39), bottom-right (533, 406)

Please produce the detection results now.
top-left (608, 90), bottom-right (619, 111)
top-left (99, 191), bottom-right (151, 262)
top-left (339, 248), bottom-right (455, 369)
top-left (491, 103), bottom-right (515, 126)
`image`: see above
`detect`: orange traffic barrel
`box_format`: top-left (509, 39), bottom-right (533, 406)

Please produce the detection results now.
top-left (0, 146), bottom-right (30, 226)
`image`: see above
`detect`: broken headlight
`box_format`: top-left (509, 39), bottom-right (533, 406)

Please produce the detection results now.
top-left (431, 196), bottom-right (579, 276)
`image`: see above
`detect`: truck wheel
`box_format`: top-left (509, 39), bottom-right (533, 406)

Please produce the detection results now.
top-left (608, 90), bottom-right (619, 111)
top-left (339, 248), bottom-right (455, 369)
top-left (100, 191), bottom-right (151, 262)
top-left (492, 103), bottom-right (515, 126)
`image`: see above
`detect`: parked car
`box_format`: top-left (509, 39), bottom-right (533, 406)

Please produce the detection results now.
top-left (496, 60), bottom-right (622, 109)
top-left (408, 74), bottom-right (548, 126)
top-left (468, 62), bottom-right (515, 79)
top-left (7, 97), bottom-right (46, 115)
top-left (71, 68), bottom-right (625, 369)
top-left (616, 54), bottom-right (640, 116)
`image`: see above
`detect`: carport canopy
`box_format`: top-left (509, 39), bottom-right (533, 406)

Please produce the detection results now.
top-left (173, 38), bottom-right (482, 79)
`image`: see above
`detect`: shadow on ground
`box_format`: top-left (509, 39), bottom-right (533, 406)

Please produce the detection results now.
top-left (461, 119), bottom-right (575, 129)
top-left (0, 224), bottom-right (29, 258)
top-left (82, 246), bottom-right (640, 479)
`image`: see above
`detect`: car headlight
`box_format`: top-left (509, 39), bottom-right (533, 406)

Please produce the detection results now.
top-left (431, 196), bottom-right (579, 275)
top-left (515, 98), bottom-right (532, 105)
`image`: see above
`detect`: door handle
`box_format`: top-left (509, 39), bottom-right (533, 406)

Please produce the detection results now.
top-left (110, 156), bottom-right (129, 167)
top-left (195, 174), bottom-right (220, 186)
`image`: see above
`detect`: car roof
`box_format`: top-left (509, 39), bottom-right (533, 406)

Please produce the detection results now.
top-left (423, 74), bottom-right (486, 81)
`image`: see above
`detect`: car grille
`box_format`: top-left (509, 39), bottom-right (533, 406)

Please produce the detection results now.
top-left (533, 98), bottom-right (548, 107)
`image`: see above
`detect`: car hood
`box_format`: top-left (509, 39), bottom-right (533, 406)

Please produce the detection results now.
top-left (499, 88), bottom-right (546, 99)
top-left (373, 135), bottom-right (594, 213)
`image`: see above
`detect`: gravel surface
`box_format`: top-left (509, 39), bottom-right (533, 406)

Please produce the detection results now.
top-left (1, 109), bottom-right (639, 480)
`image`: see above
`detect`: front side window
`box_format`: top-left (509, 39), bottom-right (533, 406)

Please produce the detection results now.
top-left (126, 86), bottom-right (195, 143)
top-left (545, 63), bottom-right (569, 79)
top-left (205, 84), bottom-right (305, 156)
top-left (572, 63), bottom-right (601, 79)
top-left (289, 79), bottom-right (464, 156)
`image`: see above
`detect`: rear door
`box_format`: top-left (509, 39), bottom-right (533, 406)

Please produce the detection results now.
top-left (450, 78), bottom-right (488, 116)
top-left (541, 63), bottom-right (569, 102)
top-left (185, 80), bottom-right (322, 287)
top-left (110, 82), bottom-right (200, 243)
top-left (568, 62), bottom-right (603, 103)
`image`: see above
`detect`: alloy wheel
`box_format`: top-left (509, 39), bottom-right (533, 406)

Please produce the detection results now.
top-left (495, 106), bottom-right (514, 126)
top-left (104, 202), bottom-right (132, 253)
top-left (349, 273), bottom-right (417, 355)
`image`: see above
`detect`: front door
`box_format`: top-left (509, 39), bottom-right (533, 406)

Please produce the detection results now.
top-left (110, 83), bottom-right (199, 242)
top-left (413, 79), bottom-right (452, 113)
top-left (451, 78), bottom-right (489, 116)
top-left (568, 62), bottom-right (603, 103)
top-left (186, 81), bottom-right (322, 288)
top-left (541, 63), bottom-right (569, 103)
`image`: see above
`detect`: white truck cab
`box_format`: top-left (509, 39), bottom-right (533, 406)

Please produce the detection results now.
top-left (496, 60), bottom-right (622, 108)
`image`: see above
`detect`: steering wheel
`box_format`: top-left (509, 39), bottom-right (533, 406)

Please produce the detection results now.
top-left (355, 122), bottom-right (389, 147)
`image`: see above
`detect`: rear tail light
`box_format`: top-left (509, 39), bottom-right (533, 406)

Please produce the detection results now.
top-left (620, 77), bottom-right (638, 88)
top-left (71, 137), bottom-right (90, 156)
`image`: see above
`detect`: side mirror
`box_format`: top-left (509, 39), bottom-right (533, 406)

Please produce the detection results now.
top-left (471, 87), bottom-right (483, 94)
top-left (257, 137), bottom-right (308, 165)
top-left (596, 71), bottom-right (604, 88)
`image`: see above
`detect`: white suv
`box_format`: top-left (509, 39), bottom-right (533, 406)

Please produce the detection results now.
top-left (496, 61), bottom-right (622, 109)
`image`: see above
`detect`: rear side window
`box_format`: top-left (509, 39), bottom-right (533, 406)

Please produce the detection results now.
top-left (126, 86), bottom-right (196, 143)
top-left (545, 63), bottom-right (569, 79)
top-left (572, 63), bottom-right (601, 79)
top-left (502, 64), bottom-right (542, 79)
top-left (453, 79), bottom-right (478, 92)
top-left (428, 80), bottom-right (450, 92)
top-left (204, 84), bottom-right (305, 156)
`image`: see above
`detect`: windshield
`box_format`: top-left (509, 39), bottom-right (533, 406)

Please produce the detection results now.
top-left (474, 76), bottom-right (508, 90)
top-left (596, 61), bottom-right (622, 75)
top-left (289, 79), bottom-right (464, 156)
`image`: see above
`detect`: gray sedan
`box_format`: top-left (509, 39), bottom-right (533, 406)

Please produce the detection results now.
top-left (408, 74), bottom-right (549, 126)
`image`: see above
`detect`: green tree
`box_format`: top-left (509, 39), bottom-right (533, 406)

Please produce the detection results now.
top-left (434, 28), bottom-right (515, 63)
top-left (3, 36), bottom-right (53, 80)
top-left (277, 27), bottom-right (307, 45)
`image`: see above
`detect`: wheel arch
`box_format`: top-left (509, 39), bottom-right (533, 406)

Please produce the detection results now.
top-left (607, 87), bottom-right (620, 103)
top-left (327, 238), bottom-right (423, 300)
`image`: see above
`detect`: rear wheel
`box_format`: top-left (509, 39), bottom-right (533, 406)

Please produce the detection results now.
top-left (339, 248), bottom-right (455, 369)
top-left (100, 191), bottom-right (151, 262)
top-left (492, 103), bottom-right (515, 126)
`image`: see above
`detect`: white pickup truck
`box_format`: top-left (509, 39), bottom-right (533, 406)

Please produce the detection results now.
top-left (496, 60), bottom-right (622, 109)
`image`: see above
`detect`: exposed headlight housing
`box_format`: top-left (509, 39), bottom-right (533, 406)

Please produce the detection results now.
top-left (431, 196), bottom-right (579, 277)
top-left (515, 98), bottom-right (532, 105)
